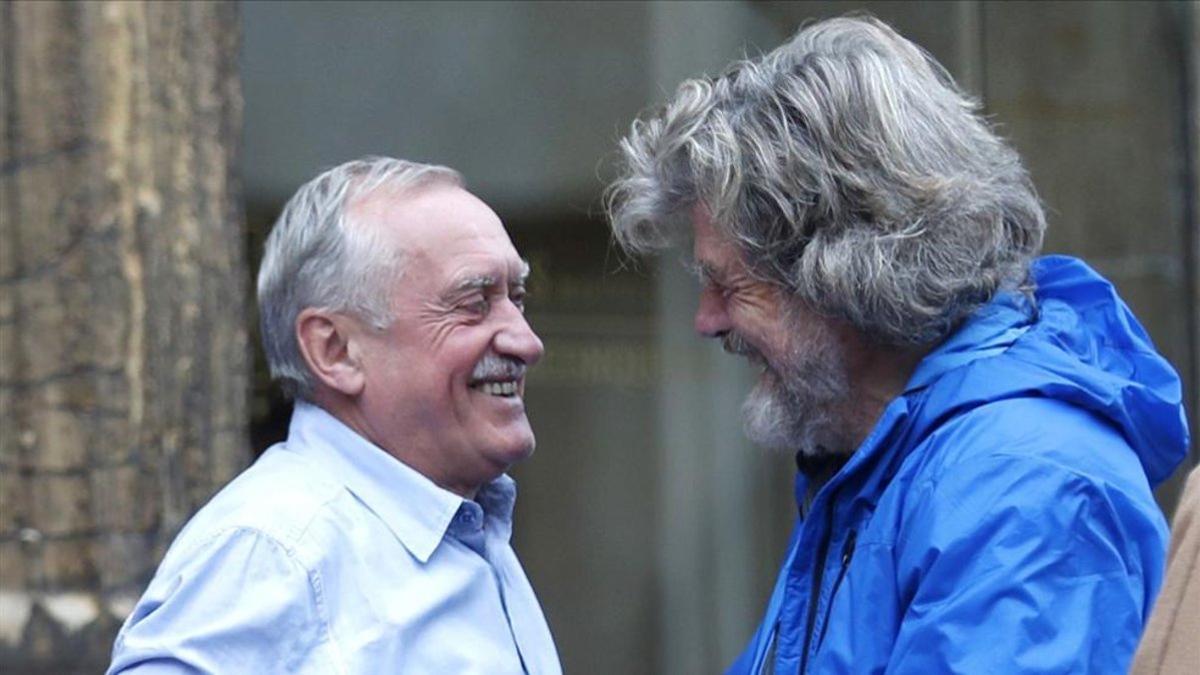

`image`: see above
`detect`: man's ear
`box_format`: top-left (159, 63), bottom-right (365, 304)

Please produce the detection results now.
top-left (296, 308), bottom-right (366, 397)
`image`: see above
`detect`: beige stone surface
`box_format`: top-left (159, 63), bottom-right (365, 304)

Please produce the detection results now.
top-left (0, 2), bottom-right (246, 669)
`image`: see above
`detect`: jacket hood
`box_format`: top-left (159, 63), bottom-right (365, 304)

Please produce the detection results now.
top-left (904, 255), bottom-right (1189, 487)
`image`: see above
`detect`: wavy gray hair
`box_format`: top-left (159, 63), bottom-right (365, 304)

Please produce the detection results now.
top-left (257, 156), bottom-right (462, 400)
top-left (606, 16), bottom-right (1045, 346)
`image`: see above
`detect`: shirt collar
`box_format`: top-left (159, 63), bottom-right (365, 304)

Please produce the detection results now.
top-left (284, 402), bottom-right (517, 563)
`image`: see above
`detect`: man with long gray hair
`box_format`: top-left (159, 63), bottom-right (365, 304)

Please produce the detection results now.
top-left (607, 16), bottom-right (1188, 673)
top-left (109, 157), bottom-right (562, 673)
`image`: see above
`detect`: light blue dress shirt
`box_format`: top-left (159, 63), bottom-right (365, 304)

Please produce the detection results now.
top-left (108, 402), bottom-right (562, 674)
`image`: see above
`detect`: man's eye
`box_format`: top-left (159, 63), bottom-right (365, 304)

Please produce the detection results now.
top-left (464, 298), bottom-right (490, 315)
top-left (510, 291), bottom-right (527, 312)
top-left (705, 279), bottom-right (729, 298)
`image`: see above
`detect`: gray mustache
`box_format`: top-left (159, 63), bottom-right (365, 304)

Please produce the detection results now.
top-left (471, 354), bottom-right (526, 381)
top-left (722, 332), bottom-right (758, 358)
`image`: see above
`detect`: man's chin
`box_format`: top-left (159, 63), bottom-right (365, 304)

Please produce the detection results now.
top-left (491, 425), bottom-right (537, 463)
top-left (740, 381), bottom-right (846, 457)
top-left (741, 385), bottom-right (794, 453)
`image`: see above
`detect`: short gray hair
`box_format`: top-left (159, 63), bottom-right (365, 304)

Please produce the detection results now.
top-left (257, 156), bottom-right (462, 400)
top-left (606, 16), bottom-right (1045, 346)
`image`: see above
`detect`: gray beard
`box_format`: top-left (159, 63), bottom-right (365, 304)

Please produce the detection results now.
top-left (728, 322), bottom-right (852, 458)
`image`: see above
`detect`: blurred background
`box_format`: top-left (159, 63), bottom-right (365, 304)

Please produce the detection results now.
top-left (2, 1), bottom-right (1197, 672)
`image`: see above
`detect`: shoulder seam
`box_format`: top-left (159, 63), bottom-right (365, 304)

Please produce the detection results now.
top-left (207, 525), bottom-right (343, 671)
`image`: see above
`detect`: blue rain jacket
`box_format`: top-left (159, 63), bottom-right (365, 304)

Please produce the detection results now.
top-left (729, 256), bottom-right (1189, 674)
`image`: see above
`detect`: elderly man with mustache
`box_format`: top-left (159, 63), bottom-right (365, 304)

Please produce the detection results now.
top-left (108, 157), bottom-right (562, 674)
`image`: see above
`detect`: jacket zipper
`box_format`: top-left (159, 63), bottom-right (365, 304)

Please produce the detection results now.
top-left (813, 529), bottom-right (857, 655)
top-left (797, 500), bottom-right (838, 675)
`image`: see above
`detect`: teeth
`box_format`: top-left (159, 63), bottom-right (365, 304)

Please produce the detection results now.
top-left (480, 381), bottom-right (518, 396)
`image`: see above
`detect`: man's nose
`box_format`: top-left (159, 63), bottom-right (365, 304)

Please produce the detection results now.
top-left (694, 289), bottom-right (730, 338)
top-left (494, 301), bottom-right (544, 366)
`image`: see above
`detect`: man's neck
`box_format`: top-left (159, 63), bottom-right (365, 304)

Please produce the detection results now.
top-left (840, 340), bottom-right (930, 451)
top-left (306, 390), bottom-right (482, 499)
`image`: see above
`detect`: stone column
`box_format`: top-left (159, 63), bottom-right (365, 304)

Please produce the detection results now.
top-left (0, 1), bottom-right (246, 669)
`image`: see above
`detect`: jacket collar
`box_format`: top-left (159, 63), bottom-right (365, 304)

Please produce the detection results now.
top-left (800, 290), bottom-right (1037, 509)
top-left (905, 291), bottom-right (1034, 394)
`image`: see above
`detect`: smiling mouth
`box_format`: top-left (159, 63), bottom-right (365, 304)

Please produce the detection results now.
top-left (471, 380), bottom-right (521, 397)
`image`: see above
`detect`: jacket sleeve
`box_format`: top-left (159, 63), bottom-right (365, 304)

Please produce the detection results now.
top-left (887, 452), bottom-right (1167, 674)
top-left (107, 527), bottom-right (334, 674)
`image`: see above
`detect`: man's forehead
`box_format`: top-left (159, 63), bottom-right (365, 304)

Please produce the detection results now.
top-left (345, 179), bottom-right (428, 226)
top-left (352, 182), bottom-right (499, 235)
top-left (357, 184), bottom-right (521, 258)
top-left (690, 206), bottom-right (743, 276)
top-left (447, 259), bottom-right (530, 288)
